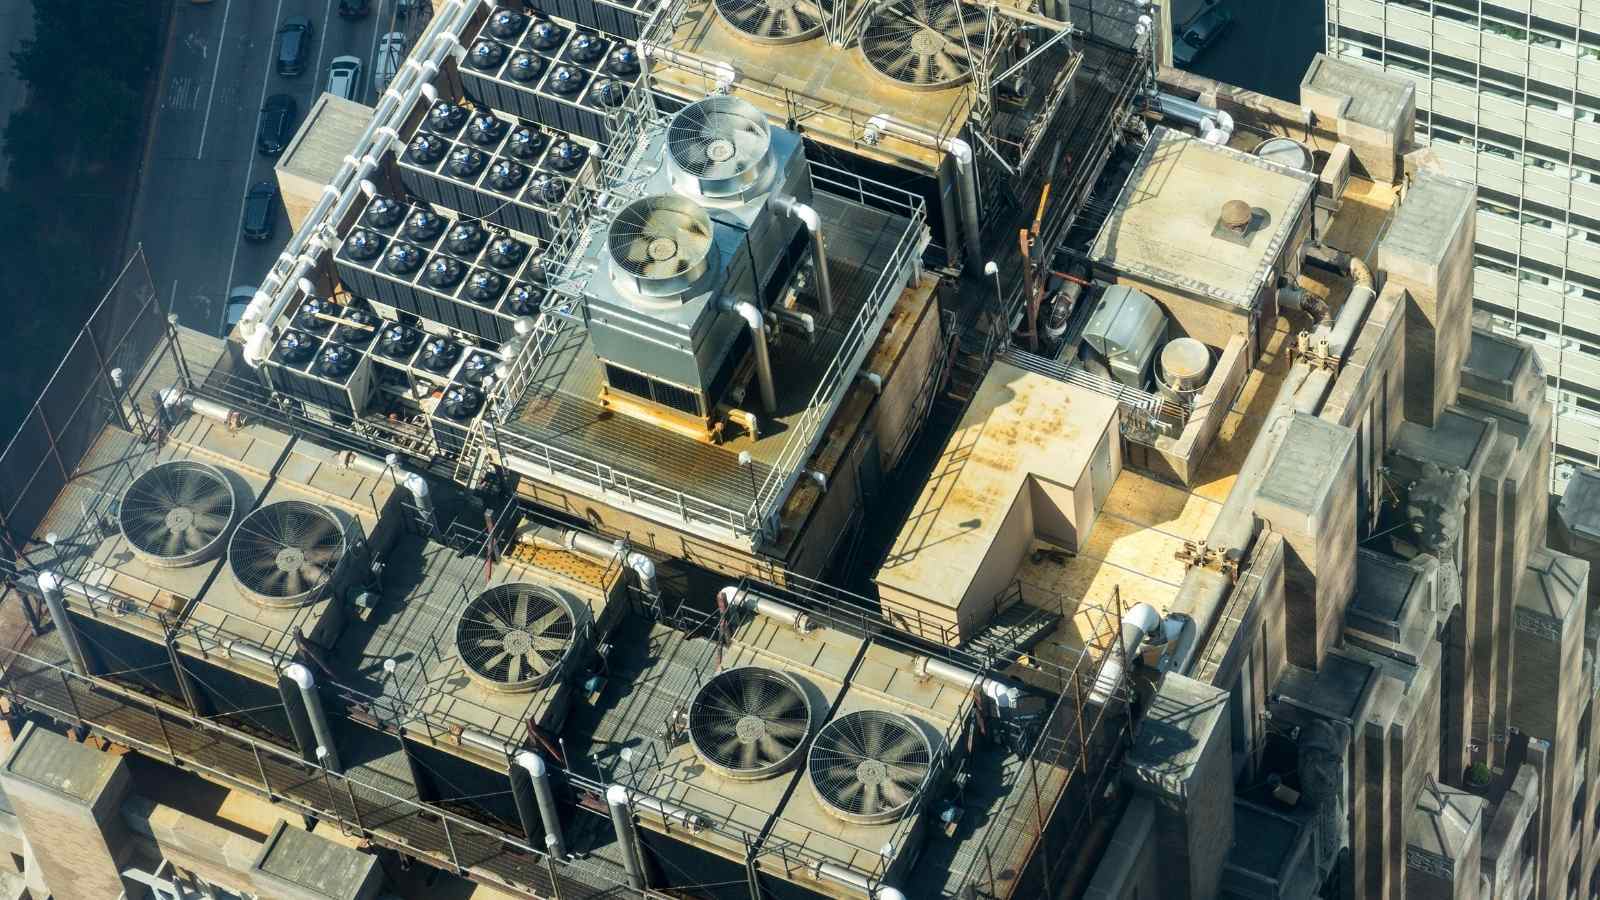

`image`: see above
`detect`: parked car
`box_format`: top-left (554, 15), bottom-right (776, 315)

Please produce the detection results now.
top-left (395, 0), bottom-right (420, 19)
top-left (338, 0), bottom-right (371, 18)
top-left (256, 94), bottom-right (298, 156)
top-left (373, 32), bottom-right (407, 94)
top-left (1172, 5), bottom-right (1233, 67)
top-left (242, 182), bottom-right (277, 242)
top-left (276, 16), bottom-right (314, 76)
top-left (328, 56), bottom-right (364, 102)
top-left (225, 286), bottom-right (257, 333)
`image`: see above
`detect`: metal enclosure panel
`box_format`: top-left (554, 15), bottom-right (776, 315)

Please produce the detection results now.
top-left (1082, 285), bottom-right (1167, 387)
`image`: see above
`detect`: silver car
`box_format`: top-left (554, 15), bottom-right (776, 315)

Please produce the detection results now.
top-left (328, 56), bottom-right (363, 102)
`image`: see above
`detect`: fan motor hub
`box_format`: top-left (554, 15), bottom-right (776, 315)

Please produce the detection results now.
top-left (164, 507), bottom-right (196, 531)
top-left (735, 715), bottom-right (769, 743)
top-left (909, 30), bottom-right (942, 53)
top-left (704, 138), bottom-right (738, 163)
top-left (502, 629), bottom-right (534, 656)
top-left (646, 237), bottom-right (681, 262)
top-left (275, 547), bottom-right (306, 572)
top-left (856, 759), bottom-right (891, 787)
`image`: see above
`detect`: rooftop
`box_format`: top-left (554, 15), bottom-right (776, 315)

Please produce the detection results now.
top-left (1300, 52), bottom-right (1415, 131)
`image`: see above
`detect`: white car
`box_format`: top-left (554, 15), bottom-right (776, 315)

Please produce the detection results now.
top-left (373, 32), bottom-right (407, 94)
top-left (225, 286), bottom-right (257, 334)
top-left (327, 55), bottom-right (363, 102)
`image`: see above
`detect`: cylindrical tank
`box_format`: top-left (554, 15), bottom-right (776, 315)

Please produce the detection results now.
top-left (1254, 137), bottom-right (1313, 172)
top-left (1158, 337), bottom-right (1212, 403)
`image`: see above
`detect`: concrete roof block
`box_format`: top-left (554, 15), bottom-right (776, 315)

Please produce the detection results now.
top-left (1346, 551), bottom-right (1435, 663)
top-left (1257, 413), bottom-right (1357, 526)
top-left (1408, 782), bottom-right (1486, 863)
top-left (1273, 652), bottom-right (1375, 723)
top-left (1378, 170), bottom-right (1475, 274)
top-left (1300, 53), bottom-right (1415, 133)
top-left (0, 722), bottom-right (126, 809)
top-left (276, 94), bottom-right (374, 191)
top-left (1125, 672), bottom-right (1230, 799)
top-left (250, 821), bottom-right (381, 900)
top-left (1557, 467), bottom-right (1600, 544)
top-left (1514, 547), bottom-right (1588, 627)
top-left (1392, 409), bottom-right (1495, 475)
top-left (1460, 328), bottom-right (1543, 417)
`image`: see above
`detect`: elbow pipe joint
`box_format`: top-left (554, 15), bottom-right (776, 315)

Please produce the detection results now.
top-left (626, 551), bottom-right (660, 599)
top-left (734, 302), bottom-right (777, 413)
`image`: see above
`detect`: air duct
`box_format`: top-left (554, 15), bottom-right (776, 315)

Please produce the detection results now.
top-left (37, 572), bottom-right (90, 677)
top-left (718, 586), bottom-right (814, 633)
top-left (606, 785), bottom-right (649, 889)
top-left (864, 116), bottom-right (980, 270)
top-left (515, 751), bottom-right (567, 859)
top-left (770, 195), bottom-right (834, 318)
top-left (1088, 602), bottom-right (1164, 705)
top-left (913, 656), bottom-right (1020, 710)
top-left (284, 664), bottom-right (342, 772)
top-left (734, 302), bottom-right (778, 413)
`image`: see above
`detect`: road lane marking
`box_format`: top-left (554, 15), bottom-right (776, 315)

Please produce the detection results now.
top-left (313, 0), bottom-right (337, 99)
top-left (221, 0), bottom-right (288, 328)
top-left (196, 0), bottom-right (237, 159)
top-left (365, 0), bottom-right (387, 99)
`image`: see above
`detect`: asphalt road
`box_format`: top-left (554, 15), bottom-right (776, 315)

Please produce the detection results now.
top-left (1183, 0), bottom-right (1325, 103)
top-left (131, 0), bottom-right (406, 335)
top-left (0, 1), bottom-right (37, 189)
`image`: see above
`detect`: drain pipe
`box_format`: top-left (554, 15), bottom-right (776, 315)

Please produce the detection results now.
top-left (158, 389), bottom-right (238, 426)
top-left (606, 785), bottom-right (649, 890)
top-left (913, 656), bottom-right (1020, 710)
top-left (864, 115), bottom-right (980, 270)
top-left (718, 586), bottom-right (814, 633)
top-left (733, 302), bottom-right (777, 413)
top-left (1088, 602), bottom-right (1164, 705)
top-left (771, 195), bottom-right (833, 318)
top-left (284, 664), bottom-right (342, 773)
top-left (515, 751), bottom-right (567, 859)
top-left (37, 573), bottom-right (90, 677)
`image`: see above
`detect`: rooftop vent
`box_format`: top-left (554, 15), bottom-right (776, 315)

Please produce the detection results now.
top-left (860, 0), bottom-right (985, 90)
top-left (118, 460), bottom-right (238, 568)
top-left (455, 583), bottom-right (582, 692)
top-left (667, 96), bottom-right (772, 200)
top-left (809, 710), bottom-right (931, 824)
top-left (688, 667), bottom-right (813, 781)
top-left (228, 500), bottom-right (345, 608)
top-left (377, 322), bottom-right (422, 359)
top-left (447, 221), bottom-right (489, 257)
top-left (608, 195), bottom-right (714, 298)
top-left (1219, 199), bottom-right (1253, 234)
top-left (715, 0), bottom-right (831, 44)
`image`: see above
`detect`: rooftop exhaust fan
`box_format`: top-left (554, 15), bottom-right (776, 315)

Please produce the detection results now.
top-left (508, 52), bottom-right (547, 83)
top-left (468, 112), bottom-right (509, 146)
top-left (546, 139), bottom-right (586, 173)
top-left (406, 210), bottom-right (446, 242)
top-left (425, 256), bottom-right (467, 289)
top-left (808, 710), bottom-right (931, 824)
top-left (860, 0), bottom-right (986, 90)
top-left (335, 308), bottom-right (379, 345)
top-left (418, 337), bottom-right (462, 373)
top-left (448, 147), bottom-right (488, 178)
top-left (488, 9), bottom-right (528, 40)
top-left (546, 65), bottom-right (588, 97)
top-left (383, 242), bottom-right (426, 275)
top-left (118, 460), bottom-right (238, 568)
top-left (667, 96), bottom-right (772, 200)
top-left (507, 126), bottom-right (548, 159)
top-left (455, 583), bottom-right (581, 692)
top-left (407, 133), bottom-right (448, 165)
top-left (346, 230), bottom-right (386, 261)
top-left (465, 270), bottom-right (507, 304)
top-left (428, 102), bottom-right (470, 135)
top-left (507, 284), bottom-right (543, 315)
top-left (378, 322), bottom-right (422, 359)
top-left (714, 0), bottom-right (832, 44)
top-left (488, 159), bottom-right (529, 192)
top-left (529, 20), bottom-right (568, 50)
top-left (528, 174), bottom-right (568, 204)
top-left (439, 384), bottom-right (484, 419)
top-left (460, 351), bottom-right (496, 384)
top-left (295, 297), bottom-right (337, 332)
top-left (486, 236), bottom-right (530, 270)
top-left (607, 46), bottom-right (640, 77)
top-left (447, 221), bottom-right (488, 256)
top-left (228, 500), bottom-right (346, 608)
top-left (589, 79), bottom-right (627, 110)
top-left (468, 39), bottom-right (508, 71)
top-left (364, 195), bottom-right (405, 228)
top-left (567, 33), bottom-right (608, 64)
top-left (607, 195), bottom-right (714, 298)
top-left (316, 343), bottom-right (360, 378)
top-left (688, 667), bottom-right (813, 781)
top-left (276, 330), bottom-right (319, 365)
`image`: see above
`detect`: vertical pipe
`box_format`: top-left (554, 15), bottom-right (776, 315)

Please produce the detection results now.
top-left (606, 785), bottom-right (647, 889)
top-left (285, 663), bottom-right (342, 772)
top-left (37, 573), bottom-right (89, 677)
top-left (771, 196), bottom-right (834, 318)
top-left (734, 302), bottom-right (777, 413)
top-left (518, 751), bottom-right (567, 859)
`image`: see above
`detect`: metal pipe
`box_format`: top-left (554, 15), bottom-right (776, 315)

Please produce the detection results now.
top-left (1293, 368), bottom-right (1335, 416)
top-left (1327, 284), bottom-right (1376, 361)
top-left (516, 751), bottom-right (567, 858)
top-left (331, 449), bottom-right (393, 478)
top-left (606, 785), bottom-right (648, 889)
top-left (771, 195), bottom-right (833, 317)
top-left (284, 664), bottom-right (342, 772)
top-left (1088, 602), bottom-right (1163, 705)
top-left (159, 389), bottom-right (237, 425)
top-left (1155, 92), bottom-right (1220, 129)
top-left (401, 472), bottom-right (434, 525)
top-left (718, 586), bottom-right (814, 633)
top-left (772, 305), bottom-right (815, 336)
top-left (625, 551), bottom-right (660, 599)
top-left (814, 861), bottom-right (874, 893)
top-left (734, 302), bottom-right (777, 413)
top-left (37, 573), bottom-right (90, 677)
top-left (628, 791), bottom-right (706, 832)
top-left (914, 656), bottom-right (1020, 710)
top-left (864, 116), bottom-right (981, 269)
top-left (460, 726), bottom-right (515, 756)
top-left (225, 639), bottom-right (282, 670)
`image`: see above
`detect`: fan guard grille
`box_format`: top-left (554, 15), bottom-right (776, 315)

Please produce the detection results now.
top-left (455, 583), bottom-right (582, 693)
top-left (666, 97), bottom-right (772, 199)
top-left (688, 667), bottom-right (813, 781)
top-left (228, 500), bottom-right (346, 608)
top-left (118, 461), bottom-right (237, 568)
top-left (860, 0), bottom-right (987, 91)
top-left (713, 0), bottom-right (832, 44)
top-left (808, 710), bottom-right (931, 824)
top-left (607, 195), bottom-right (714, 298)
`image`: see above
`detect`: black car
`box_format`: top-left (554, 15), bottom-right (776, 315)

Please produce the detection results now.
top-left (242, 181), bottom-right (277, 242)
top-left (256, 94), bottom-right (298, 156)
top-left (276, 16), bottom-right (314, 76)
top-left (338, 0), bottom-right (370, 18)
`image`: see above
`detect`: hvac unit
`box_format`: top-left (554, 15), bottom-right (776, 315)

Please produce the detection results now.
top-left (808, 710), bottom-right (932, 824)
top-left (582, 192), bottom-right (761, 425)
top-left (455, 583), bottom-right (588, 692)
top-left (713, 0), bottom-right (832, 43)
top-left (430, 381), bottom-right (483, 458)
top-left (687, 667), bottom-right (814, 780)
top-left (261, 327), bottom-right (375, 420)
top-left (372, 322), bottom-right (423, 397)
top-left (858, 0), bottom-right (986, 91)
top-left (460, 15), bottom-right (638, 143)
top-left (660, 96), bottom-right (813, 304)
top-left (117, 460), bottom-right (241, 569)
top-left (228, 500), bottom-right (349, 608)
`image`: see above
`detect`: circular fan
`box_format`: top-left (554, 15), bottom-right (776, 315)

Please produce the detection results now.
top-left (487, 159), bottom-right (529, 193)
top-left (860, 0), bottom-right (986, 90)
top-left (425, 256), bottom-right (467, 289)
top-left (667, 96), bottom-right (772, 199)
top-left (488, 9), bottom-right (529, 40)
top-left (335, 308), bottom-right (378, 345)
top-left (407, 133), bottom-right (448, 165)
top-left (608, 195), bottom-right (714, 296)
top-left (345, 229), bottom-right (386, 261)
top-left (406, 210), bottom-right (446, 242)
top-left (527, 174), bottom-right (568, 205)
top-left (419, 337), bottom-right (462, 372)
top-left (545, 139), bottom-right (586, 172)
top-left (606, 46), bottom-right (640, 77)
top-left (505, 283), bottom-right (544, 316)
top-left (545, 65), bottom-right (588, 97)
top-left (295, 297), bottom-right (336, 332)
top-left (507, 51), bottom-right (547, 83)
top-left (378, 323), bottom-right (421, 359)
top-left (507, 126), bottom-right (548, 160)
top-left (468, 112), bottom-right (508, 146)
top-left (384, 243), bottom-right (425, 275)
top-left (460, 351), bottom-right (496, 384)
top-left (486, 236), bottom-right (530, 270)
top-left (589, 78), bottom-right (627, 109)
top-left (808, 710), bottom-right (931, 824)
top-left (118, 460), bottom-right (237, 568)
top-left (363, 195), bottom-right (406, 228)
top-left (688, 667), bottom-right (813, 781)
top-left (447, 221), bottom-right (488, 256)
top-left (316, 343), bottom-right (360, 379)
top-left (439, 384), bottom-right (484, 420)
top-left (468, 39), bottom-right (508, 71)
top-left (528, 20), bottom-right (568, 50)
top-left (275, 330), bottom-right (319, 365)
top-left (428, 102), bottom-right (470, 134)
top-left (448, 146), bottom-right (488, 178)
top-left (456, 583), bottom-right (581, 692)
top-left (228, 500), bottom-right (346, 608)
top-left (567, 33), bottom-right (608, 64)
top-left (465, 270), bottom-right (507, 305)
top-left (714, 0), bottom-right (832, 44)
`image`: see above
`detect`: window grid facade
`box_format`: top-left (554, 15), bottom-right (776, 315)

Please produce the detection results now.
top-left (1324, 0), bottom-right (1600, 478)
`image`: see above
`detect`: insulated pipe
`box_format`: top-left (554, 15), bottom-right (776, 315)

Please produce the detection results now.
top-left (914, 656), bottom-right (1021, 710)
top-left (332, 449), bottom-right (393, 478)
top-left (239, 0), bottom-right (478, 358)
top-left (401, 472), bottom-right (435, 524)
top-left (864, 116), bottom-right (980, 269)
top-left (772, 305), bottom-right (815, 335)
top-left (284, 664), bottom-right (342, 772)
top-left (718, 586), bottom-right (814, 633)
top-left (565, 529), bottom-right (623, 562)
top-left (37, 573), bottom-right (90, 677)
top-left (516, 751), bottom-right (567, 859)
top-left (1155, 92), bottom-right (1221, 129)
top-left (226, 639), bottom-right (282, 670)
top-left (770, 195), bottom-right (833, 317)
top-left (459, 726), bottom-right (515, 756)
top-left (814, 861), bottom-right (874, 893)
top-left (1088, 602), bottom-right (1163, 705)
top-left (158, 389), bottom-right (236, 425)
top-left (628, 791), bottom-right (706, 832)
top-left (625, 552), bottom-right (660, 599)
top-left (734, 302), bottom-right (777, 414)
top-left (606, 785), bottom-right (648, 890)
top-left (1293, 369), bottom-right (1335, 416)
top-left (1326, 284), bottom-right (1376, 360)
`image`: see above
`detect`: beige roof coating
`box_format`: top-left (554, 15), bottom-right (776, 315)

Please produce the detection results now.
top-left (1089, 127), bottom-right (1315, 309)
top-left (877, 361), bottom-right (1118, 616)
top-left (277, 94), bottom-right (373, 187)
